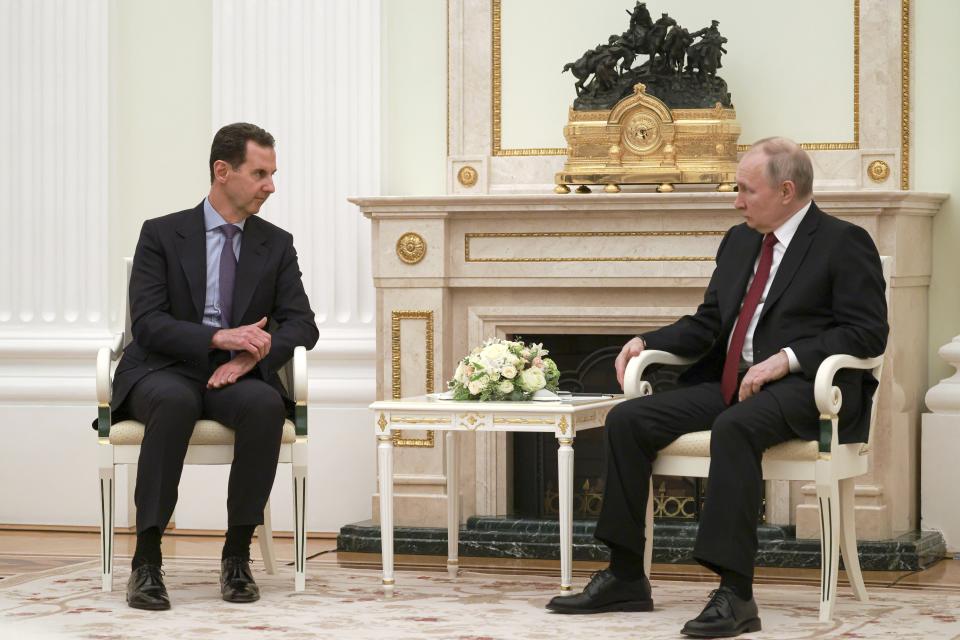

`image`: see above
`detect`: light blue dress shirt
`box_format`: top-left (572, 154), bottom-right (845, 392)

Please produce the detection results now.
top-left (202, 198), bottom-right (245, 328)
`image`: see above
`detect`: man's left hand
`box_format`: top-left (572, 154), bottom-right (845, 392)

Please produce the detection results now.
top-left (738, 351), bottom-right (790, 402)
top-left (207, 352), bottom-right (258, 389)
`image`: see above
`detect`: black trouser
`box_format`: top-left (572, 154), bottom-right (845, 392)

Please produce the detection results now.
top-left (123, 358), bottom-right (285, 534)
top-left (594, 381), bottom-right (797, 579)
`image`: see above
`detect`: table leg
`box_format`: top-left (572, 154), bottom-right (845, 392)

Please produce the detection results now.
top-left (446, 431), bottom-right (460, 571)
top-left (558, 435), bottom-right (574, 593)
top-left (377, 433), bottom-right (395, 588)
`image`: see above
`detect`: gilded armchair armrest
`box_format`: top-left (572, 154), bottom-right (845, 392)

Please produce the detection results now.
top-left (813, 353), bottom-right (883, 453)
top-left (96, 333), bottom-right (124, 438)
top-left (292, 346), bottom-right (308, 436)
top-left (623, 350), bottom-right (697, 399)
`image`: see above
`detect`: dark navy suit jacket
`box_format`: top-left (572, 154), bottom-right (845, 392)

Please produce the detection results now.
top-left (641, 202), bottom-right (888, 444)
top-left (108, 202), bottom-right (319, 420)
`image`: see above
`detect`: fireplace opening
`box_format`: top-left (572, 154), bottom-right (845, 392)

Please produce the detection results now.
top-left (510, 333), bottom-right (706, 521)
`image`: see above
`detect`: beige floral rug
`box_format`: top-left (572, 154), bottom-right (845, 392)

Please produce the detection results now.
top-left (1, 559), bottom-right (958, 639)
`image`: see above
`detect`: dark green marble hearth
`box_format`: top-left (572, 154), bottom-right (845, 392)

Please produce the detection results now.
top-left (337, 516), bottom-right (946, 571)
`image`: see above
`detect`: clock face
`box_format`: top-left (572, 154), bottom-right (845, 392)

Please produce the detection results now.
top-left (623, 111), bottom-right (662, 155)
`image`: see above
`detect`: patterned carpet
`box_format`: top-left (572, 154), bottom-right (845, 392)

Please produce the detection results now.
top-left (1, 559), bottom-right (959, 639)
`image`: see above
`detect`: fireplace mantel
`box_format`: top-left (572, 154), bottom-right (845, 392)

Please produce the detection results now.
top-left (352, 190), bottom-right (946, 540)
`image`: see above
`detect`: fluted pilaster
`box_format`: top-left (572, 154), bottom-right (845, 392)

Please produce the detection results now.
top-left (212, 0), bottom-right (379, 350)
top-left (0, 0), bottom-right (110, 402)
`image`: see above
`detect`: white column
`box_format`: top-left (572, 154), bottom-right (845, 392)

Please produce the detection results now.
top-left (921, 335), bottom-right (960, 552)
top-left (205, 0), bottom-right (380, 533)
top-left (213, 0), bottom-right (379, 339)
top-left (0, 0), bottom-right (112, 403)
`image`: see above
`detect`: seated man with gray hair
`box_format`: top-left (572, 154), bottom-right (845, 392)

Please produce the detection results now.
top-left (546, 137), bottom-right (888, 638)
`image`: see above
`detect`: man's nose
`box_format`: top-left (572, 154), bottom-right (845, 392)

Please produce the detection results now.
top-left (263, 179), bottom-right (275, 193)
top-left (734, 192), bottom-right (745, 209)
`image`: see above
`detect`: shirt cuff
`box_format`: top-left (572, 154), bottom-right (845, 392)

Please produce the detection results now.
top-left (781, 347), bottom-right (801, 373)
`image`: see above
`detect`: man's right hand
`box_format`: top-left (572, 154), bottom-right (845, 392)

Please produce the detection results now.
top-left (614, 336), bottom-right (646, 391)
top-left (211, 316), bottom-right (272, 361)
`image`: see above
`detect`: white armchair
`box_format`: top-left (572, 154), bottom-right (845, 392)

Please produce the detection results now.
top-left (95, 258), bottom-right (309, 592)
top-left (622, 258), bottom-right (889, 623)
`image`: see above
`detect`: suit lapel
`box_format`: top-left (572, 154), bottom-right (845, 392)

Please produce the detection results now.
top-left (758, 202), bottom-right (822, 323)
top-left (232, 216), bottom-right (268, 326)
top-left (173, 203), bottom-right (207, 320)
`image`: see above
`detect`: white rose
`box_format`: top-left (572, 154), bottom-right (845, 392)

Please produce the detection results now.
top-left (481, 343), bottom-right (509, 360)
top-left (498, 380), bottom-right (514, 394)
top-left (468, 379), bottom-right (484, 395)
top-left (454, 362), bottom-right (467, 384)
top-left (501, 364), bottom-right (517, 379)
top-left (519, 367), bottom-right (546, 392)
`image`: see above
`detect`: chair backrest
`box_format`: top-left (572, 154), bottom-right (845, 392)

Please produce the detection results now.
top-left (123, 257), bottom-right (133, 350)
top-left (863, 255), bottom-right (892, 449)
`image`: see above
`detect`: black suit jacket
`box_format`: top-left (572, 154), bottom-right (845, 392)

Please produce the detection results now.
top-left (641, 202), bottom-right (888, 444)
top-left (108, 202), bottom-right (320, 418)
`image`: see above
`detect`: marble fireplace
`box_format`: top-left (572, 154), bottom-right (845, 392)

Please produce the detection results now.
top-left (351, 190), bottom-right (944, 543)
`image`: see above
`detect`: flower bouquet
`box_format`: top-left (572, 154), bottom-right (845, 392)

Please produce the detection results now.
top-left (448, 338), bottom-right (560, 401)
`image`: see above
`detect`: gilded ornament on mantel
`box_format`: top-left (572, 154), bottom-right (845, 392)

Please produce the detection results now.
top-left (396, 232), bottom-right (426, 265)
top-left (868, 160), bottom-right (890, 183)
top-left (555, 6), bottom-right (740, 193)
top-left (555, 84), bottom-right (740, 194)
top-left (457, 165), bottom-right (479, 188)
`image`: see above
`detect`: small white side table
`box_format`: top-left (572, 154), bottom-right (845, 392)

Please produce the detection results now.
top-left (370, 395), bottom-right (623, 592)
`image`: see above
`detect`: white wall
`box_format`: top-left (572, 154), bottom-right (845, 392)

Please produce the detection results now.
top-left (382, 0), bottom-right (446, 195)
top-left (916, 2), bottom-right (960, 387)
top-left (0, 0), bottom-right (381, 535)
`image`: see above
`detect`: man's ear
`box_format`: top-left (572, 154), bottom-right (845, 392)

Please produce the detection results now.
top-left (780, 180), bottom-right (797, 203)
top-left (212, 159), bottom-right (232, 184)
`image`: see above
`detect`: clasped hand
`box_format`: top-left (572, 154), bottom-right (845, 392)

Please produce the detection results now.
top-left (208, 317), bottom-right (271, 389)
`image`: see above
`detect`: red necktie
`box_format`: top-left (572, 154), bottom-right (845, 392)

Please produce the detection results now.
top-left (720, 233), bottom-right (779, 404)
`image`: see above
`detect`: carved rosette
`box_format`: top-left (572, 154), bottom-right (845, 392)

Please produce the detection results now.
top-left (396, 232), bottom-right (426, 264)
top-left (868, 160), bottom-right (891, 183)
top-left (457, 165), bottom-right (479, 188)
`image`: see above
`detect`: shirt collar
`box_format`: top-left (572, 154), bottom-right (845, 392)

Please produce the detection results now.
top-left (771, 200), bottom-right (811, 248)
top-left (203, 197), bottom-right (246, 233)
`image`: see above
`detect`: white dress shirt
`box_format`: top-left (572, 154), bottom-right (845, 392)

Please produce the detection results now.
top-left (728, 201), bottom-right (812, 371)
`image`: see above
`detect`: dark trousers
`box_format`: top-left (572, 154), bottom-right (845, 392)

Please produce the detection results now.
top-left (595, 381), bottom-right (797, 579)
top-left (123, 360), bottom-right (286, 534)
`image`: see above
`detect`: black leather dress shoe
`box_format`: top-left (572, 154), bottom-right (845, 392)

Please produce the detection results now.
top-left (545, 569), bottom-right (653, 614)
top-left (220, 556), bottom-right (260, 603)
top-left (126, 564), bottom-right (170, 611)
top-left (681, 586), bottom-right (761, 637)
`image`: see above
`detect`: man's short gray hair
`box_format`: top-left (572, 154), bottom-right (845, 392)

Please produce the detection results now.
top-left (748, 137), bottom-right (814, 199)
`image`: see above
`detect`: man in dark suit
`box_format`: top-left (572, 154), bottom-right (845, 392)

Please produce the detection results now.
top-left (546, 137), bottom-right (888, 637)
top-left (112, 123), bottom-right (319, 610)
